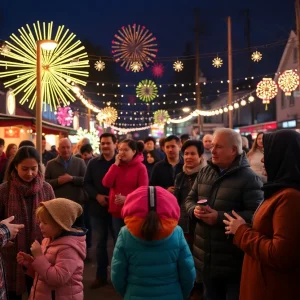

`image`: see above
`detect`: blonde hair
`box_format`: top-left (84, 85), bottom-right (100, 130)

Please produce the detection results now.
top-left (36, 205), bottom-right (62, 232)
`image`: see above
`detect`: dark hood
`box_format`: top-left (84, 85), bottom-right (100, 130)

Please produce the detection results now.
top-left (262, 129), bottom-right (300, 199)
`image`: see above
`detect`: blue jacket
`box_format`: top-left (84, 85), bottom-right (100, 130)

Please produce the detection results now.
top-left (111, 226), bottom-right (196, 300)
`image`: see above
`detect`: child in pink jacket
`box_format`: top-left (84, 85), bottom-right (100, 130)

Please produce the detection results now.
top-left (17, 198), bottom-right (86, 300)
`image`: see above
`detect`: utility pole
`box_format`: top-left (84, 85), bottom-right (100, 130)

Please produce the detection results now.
top-left (227, 16), bottom-right (233, 129)
top-left (194, 8), bottom-right (202, 133)
top-left (295, 0), bottom-right (300, 90)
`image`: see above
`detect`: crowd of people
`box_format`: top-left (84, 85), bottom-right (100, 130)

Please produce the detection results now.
top-left (0, 128), bottom-right (298, 300)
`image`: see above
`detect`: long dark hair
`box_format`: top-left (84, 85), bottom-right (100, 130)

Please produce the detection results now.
top-left (141, 211), bottom-right (161, 241)
top-left (247, 132), bottom-right (264, 157)
top-left (5, 146), bottom-right (43, 182)
top-left (120, 139), bottom-right (144, 157)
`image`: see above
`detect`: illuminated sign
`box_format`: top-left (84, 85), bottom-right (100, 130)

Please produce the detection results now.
top-left (6, 89), bottom-right (16, 115)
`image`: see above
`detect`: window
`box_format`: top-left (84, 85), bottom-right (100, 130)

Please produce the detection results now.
top-left (294, 48), bottom-right (298, 64)
top-left (281, 91), bottom-right (285, 108)
top-left (290, 92), bottom-right (295, 106)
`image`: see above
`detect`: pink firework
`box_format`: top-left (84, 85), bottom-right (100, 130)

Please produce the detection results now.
top-left (112, 24), bottom-right (158, 70)
top-left (151, 63), bottom-right (164, 78)
top-left (56, 106), bottom-right (73, 126)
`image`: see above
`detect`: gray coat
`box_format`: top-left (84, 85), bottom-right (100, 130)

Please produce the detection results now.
top-left (45, 155), bottom-right (87, 204)
top-left (185, 153), bottom-right (263, 280)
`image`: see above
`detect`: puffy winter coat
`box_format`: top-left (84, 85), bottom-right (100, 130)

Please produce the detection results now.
top-left (29, 231), bottom-right (86, 300)
top-left (102, 154), bottom-right (148, 218)
top-left (111, 226), bottom-right (195, 300)
top-left (185, 153), bottom-right (263, 280)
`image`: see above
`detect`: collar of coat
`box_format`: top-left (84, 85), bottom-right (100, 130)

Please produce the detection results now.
top-left (207, 152), bottom-right (249, 176)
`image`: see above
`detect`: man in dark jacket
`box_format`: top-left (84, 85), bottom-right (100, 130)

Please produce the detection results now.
top-left (185, 128), bottom-right (263, 300)
top-left (150, 135), bottom-right (183, 194)
top-left (83, 133), bottom-right (116, 289)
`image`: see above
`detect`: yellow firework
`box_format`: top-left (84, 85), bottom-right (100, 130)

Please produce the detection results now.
top-left (251, 51), bottom-right (262, 62)
top-left (212, 56), bottom-right (223, 68)
top-left (97, 106), bottom-right (118, 125)
top-left (0, 21), bottom-right (89, 110)
top-left (173, 60), bottom-right (184, 72)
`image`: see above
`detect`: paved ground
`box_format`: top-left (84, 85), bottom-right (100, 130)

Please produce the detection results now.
top-left (83, 237), bottom-right (122, 300)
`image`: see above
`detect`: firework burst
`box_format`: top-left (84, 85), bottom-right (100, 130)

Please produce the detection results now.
top-left (136, 79), bottom-right (158, 102)
top-left (112, 24), bottom-right (158, 70)
top-left (151, 63), bottom-right (164, 78)
top-left (0, 21), bottom-right (89, 110)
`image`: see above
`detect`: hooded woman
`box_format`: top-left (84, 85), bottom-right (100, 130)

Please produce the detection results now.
top-left (111, 186), bottom-right (196, 300)
top-left (224, 129), bottom-right (300, 300)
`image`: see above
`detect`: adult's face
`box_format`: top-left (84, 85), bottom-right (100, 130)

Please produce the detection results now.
top-left (147, 153), bottom-right (155, 164)
top-left (15, 158), bottom-right (39, 183)
top-left (118, 142), bottom-right (136, 163)
top-left (165, 139), bottom-right (180, 160)
top-left (256, 133), bottom-right (263, 148)
top-left (184, 145), bottom-right (201, 169)
top-left (211, 133), bottom-right (237, 169)
top-left (203, 135), bottom-right (213, 151)
top-left (58, 139), bottom-right (72, 161)
top-left (145, 141), bottom-right (155, 152)
top-left (100, 137), bottom-right (116, 157)
top-left (9, 145), bottom-right (17, 158)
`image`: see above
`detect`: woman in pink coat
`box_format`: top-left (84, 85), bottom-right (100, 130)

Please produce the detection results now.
top-left (17, 198), bottom-right (86, 300)
top-left (103, 139), bottom-right (148, 237)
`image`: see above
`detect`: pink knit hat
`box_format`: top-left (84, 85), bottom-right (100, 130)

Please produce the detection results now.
top-left (121, 186), bottom-right (180, 221)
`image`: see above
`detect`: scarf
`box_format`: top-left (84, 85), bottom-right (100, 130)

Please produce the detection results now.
top-left (182, 158), bottom-right (206, 175)
top-left (5, 171), bottom-right (44, 294)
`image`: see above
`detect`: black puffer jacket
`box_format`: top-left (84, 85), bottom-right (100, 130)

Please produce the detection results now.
top-left (185, 153), bottom-right (263, 280)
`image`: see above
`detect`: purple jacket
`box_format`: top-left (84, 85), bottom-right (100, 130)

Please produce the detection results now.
top-left (29, 232), bottom-right (86, 300)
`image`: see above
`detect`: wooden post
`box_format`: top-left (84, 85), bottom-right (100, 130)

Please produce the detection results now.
top-left (36, 41), bottom-right (43, 159)
top-left (195, 8), bottom-right (202, 133)
top-left (227, 16), bottom-right (233, 129)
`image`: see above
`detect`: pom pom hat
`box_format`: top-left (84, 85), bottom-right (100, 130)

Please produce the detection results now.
top-left (122, 186), bottom-right (180, 240)
top-left (40, 198), bottom-right (83, 231)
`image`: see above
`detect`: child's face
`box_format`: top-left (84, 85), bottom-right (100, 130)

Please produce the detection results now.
top-left (39, 220), bottom-right (62, 240)
top-left (81, 152), bottom-right (92, 160)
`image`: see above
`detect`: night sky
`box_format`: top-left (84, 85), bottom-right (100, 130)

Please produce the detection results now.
top-left (0, 0), bottom-right (296, 121)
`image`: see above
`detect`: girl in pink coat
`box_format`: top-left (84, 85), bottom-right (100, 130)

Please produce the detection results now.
top-left (103, 139), bottom-right (148, 237)
top-left (17, 198), bottom-right (86, 300)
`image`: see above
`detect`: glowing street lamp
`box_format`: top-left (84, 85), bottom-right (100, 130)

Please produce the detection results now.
top-left (36, 40), bottom-right (58, 158)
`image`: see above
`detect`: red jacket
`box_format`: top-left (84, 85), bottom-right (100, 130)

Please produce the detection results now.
top-left (102, 154), bottom-right (148, 218)
top-left (234, 188), bottom-right (300, 300)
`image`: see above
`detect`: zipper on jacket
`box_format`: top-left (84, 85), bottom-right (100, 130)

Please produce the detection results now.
top-left (33, 245), bottom-right (50, 299)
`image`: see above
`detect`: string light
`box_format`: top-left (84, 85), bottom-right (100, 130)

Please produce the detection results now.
top-left (278, 70), bottom-right (299, 96)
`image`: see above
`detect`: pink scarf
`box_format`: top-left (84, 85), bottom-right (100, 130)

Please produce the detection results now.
top-left (4, 171), bottom-right (44, 294)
